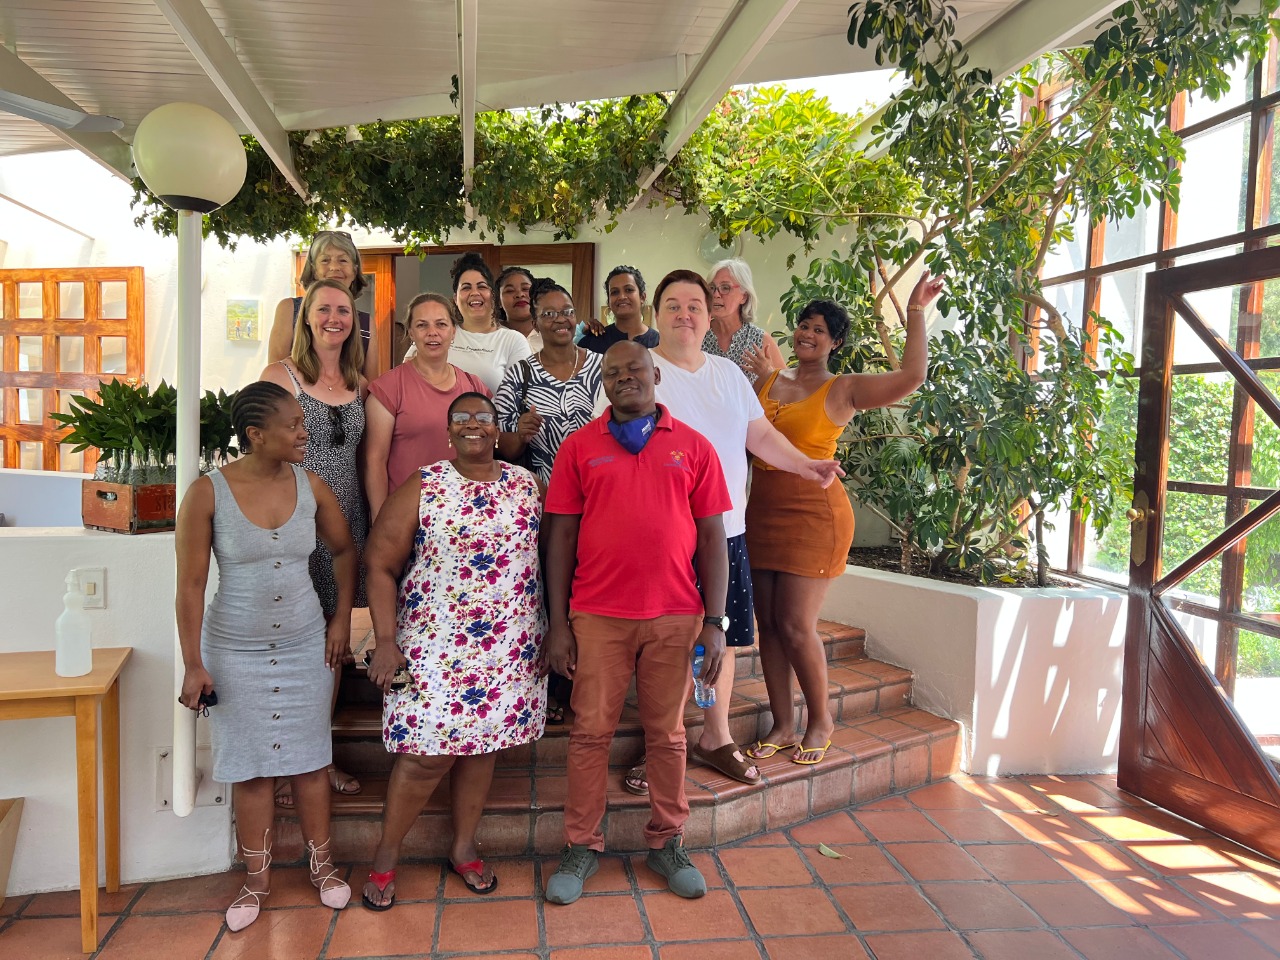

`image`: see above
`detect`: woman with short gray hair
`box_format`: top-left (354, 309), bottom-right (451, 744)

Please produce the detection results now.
top-left (703, 258), bottom-right (786, 385)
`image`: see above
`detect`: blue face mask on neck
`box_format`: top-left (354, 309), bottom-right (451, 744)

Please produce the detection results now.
top-left (608, 413), bottom-right (656, 454)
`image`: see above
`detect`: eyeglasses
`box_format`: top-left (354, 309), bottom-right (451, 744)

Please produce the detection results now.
top-left (449, 411), bottom-right (497, 425)
top-left (315, 230), bottom-right (352, 240)
top-left (538, 308), bottom-right (576, 321)
top-left (711, 283), bottom-right (740, 296)
top-left (327, 404), bottom-right (347, 446)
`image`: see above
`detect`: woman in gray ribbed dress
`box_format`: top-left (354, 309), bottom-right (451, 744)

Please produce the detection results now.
top-left (177, 381), bottom-right (358, 932)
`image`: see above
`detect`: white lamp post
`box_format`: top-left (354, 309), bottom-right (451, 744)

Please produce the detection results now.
top-left (132, 102), bottom-right (246, 819)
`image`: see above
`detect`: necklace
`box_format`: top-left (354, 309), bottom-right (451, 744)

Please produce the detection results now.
top-left (316, 370), bottom-right (344, 393)
top-left (412, 360), bottom-right (456, 389)
top-left (538, 348), bottom-right (582, 382)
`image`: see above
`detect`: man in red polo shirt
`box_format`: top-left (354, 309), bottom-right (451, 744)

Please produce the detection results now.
top-left (542, 340), bottom-right (730, 904)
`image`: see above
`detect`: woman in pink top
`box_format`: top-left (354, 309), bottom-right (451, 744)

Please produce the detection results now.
top-left (364, 293), bottom-right (490, 520)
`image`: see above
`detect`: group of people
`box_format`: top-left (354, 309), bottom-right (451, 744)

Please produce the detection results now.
top-left (176, 230), bottom-right (941, 929)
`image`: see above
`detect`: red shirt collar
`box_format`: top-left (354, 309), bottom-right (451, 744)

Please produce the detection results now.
top-left (596, 402), bottom-right (674, 433)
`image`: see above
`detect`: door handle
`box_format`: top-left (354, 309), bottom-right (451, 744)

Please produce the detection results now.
top-left (1129, 491), bottom-right (1152, 567)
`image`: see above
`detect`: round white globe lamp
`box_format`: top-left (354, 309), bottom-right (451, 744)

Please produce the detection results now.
top-left (133, 103), bottom-right (246, 820)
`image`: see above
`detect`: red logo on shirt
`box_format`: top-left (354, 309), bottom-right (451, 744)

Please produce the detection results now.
top-left (666, 449), bottom-right (691, 472)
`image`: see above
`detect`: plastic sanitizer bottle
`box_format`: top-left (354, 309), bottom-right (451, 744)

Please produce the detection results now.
top-left (692, 644), bottom-right (716, 708)
top-left (54, 571), bottom-right (93, 678)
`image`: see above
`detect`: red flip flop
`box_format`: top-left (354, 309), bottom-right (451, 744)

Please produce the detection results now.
top-left (361, 868), bottom-right (395, 911)
top-left (451, 858), bottom-right (499, 895)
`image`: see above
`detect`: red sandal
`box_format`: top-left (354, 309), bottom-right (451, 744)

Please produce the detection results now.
top-left (451, 858), bottom-right (499, 895)
top-left (361, 868), bottom-right (395, 911)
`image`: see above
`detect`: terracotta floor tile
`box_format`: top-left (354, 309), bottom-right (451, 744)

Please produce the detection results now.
top-left (436, 898), bottom-right (540, 953)
top-left (325, 902), bottom-right (438, 957)
top-left (20, 885), bottom-right (141, 917)
top-left (995, 812), bottom-right (1105, 845)
top-left (1174, 871), bottom-right (1280, 920)
top-left (920, 881), bottom-right (1044, 931)
top-left (443, 857), bottom-right (537, 898)
top-left (0, 917), bottom-right (97, 960)
top-left (885, 842), bottom-right (990, 881)
top-left (98, 913), bottom-right (225, 960)
top-left (1088, 877), bottom-right (1221, 924)
top-left (642, 889), bottom-right (749, 942)
top-left (904, 780), bottom-right (992, 810)
top-left (1239, 918), bottom-right (1280, 950)
top-left (967, 929), bottom-right (1083, 960)
top-left (550, 949), bottom-right (651, 960)
top-left (1062, 925), bottom-right (1183, 960)
top-left (738, 886), bottom-right (849, 937)
top-left (131, 870), bottom-right (237, 913)
top-left (260, 866), bottom-right (351, 909)
top-left (762, 933), bottom-right (871, 959)
top-left (1011, 881), bottom-right (1134, 928)
top-left (853, 795), bottom-right (915, 812)
top-left (1078, 811), bottom-right (1209, 843)
top-left (832, 883), bottom-right (946, 932)
top-left (209, 908), bottom-right (334, 960)
top-left (788, 811), bottom-right (869, 845)
top-left (861, 930), bottom-right (977, 960)
top-left (965, 843), bottom-right (1074, 882)
top-left (0, 894), bottom-right (30, 917)
top-left (927, 810), bottom-right (1025, 843)
top-left (351, 862), bottom-right (443, 902)
top-left (540, 854), bottom-right (633, 894)
top-left (545, 892), bottom-right (646, 947)
top-left (659, 942), bottom-right (768, 960)
top-left (1050, 840), bottom-right (1151, 881)
top-left (854, 811), bottom-right (948, 843)
top-left (960, 779), bottom-right (1059, 814)
top-left (1021, 778), bottom-right (1137, 813)
top-left (719, 846), bottom-right (815, 887)
top-left (632, 851), bottom-right (723, 890)
top-left (1151, 921), bottom-right (1280, 960)
top-left (1120, 840), bottom-right (1241, 876)
top-left (802, 844), bottom-right (904, 884)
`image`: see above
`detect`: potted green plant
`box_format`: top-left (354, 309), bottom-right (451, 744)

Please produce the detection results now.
top-left (50, 380), bottom-right (238, 533)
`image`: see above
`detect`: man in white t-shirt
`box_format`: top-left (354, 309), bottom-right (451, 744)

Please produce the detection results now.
top-left (618, 268), bottom-right (842, 795)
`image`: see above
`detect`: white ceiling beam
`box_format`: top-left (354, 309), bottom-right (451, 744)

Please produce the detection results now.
top-left (962, 0), bottom-right (1117, 81)
top-left (629, 0), bottom-right (800, 208)
top-left (456, 0), bottom-right (478, 201)
top-left (0, 46), bottom-right (131, 180)
top-left (0, 190), bottom-right (95, 240)
top-left (152, 0), bottom-right (308, 199)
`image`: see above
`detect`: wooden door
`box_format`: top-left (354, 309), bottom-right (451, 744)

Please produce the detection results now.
top-left (1120, 244), bottom-right (1280, 857)
top-left (0, 267), bottom-right (145, 473)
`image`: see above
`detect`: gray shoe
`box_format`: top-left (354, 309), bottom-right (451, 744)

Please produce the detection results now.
top-left (646, 836), bottom-right (706, 899)
top-left (545, 844), bottom-right (599, 905)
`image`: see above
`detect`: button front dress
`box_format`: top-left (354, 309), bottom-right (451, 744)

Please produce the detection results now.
top-left (382, 462), bottom-right (547, 756)
top-left (201, 465), bottom-right (333, 783)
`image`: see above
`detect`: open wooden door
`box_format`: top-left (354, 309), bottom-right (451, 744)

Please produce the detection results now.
top-left (1120, 244), bottom-right (1280, 857)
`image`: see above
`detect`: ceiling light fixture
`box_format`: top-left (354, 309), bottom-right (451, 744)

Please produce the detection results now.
top-left (344, 125), bottom-right (362, 144)
top-left (302, 130), bottom-right (319, 146)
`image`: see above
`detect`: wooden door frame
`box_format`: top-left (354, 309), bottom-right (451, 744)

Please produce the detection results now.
top-left (1120, 243), bottom-right (1280, 857)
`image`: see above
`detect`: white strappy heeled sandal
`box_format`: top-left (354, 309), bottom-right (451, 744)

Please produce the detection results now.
top-left (308, 838), bottom-right (351, 910)
top-left (226, 830), bottom-right (271, 932)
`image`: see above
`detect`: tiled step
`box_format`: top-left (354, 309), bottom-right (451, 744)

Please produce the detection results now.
top-left (274, 705), bottom-right (961, 862)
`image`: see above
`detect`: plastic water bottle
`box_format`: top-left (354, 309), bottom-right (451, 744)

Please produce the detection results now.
top-left (55, 571), bottom-right (92, 677)
top-left (692, 644), bottom-right (716, 708)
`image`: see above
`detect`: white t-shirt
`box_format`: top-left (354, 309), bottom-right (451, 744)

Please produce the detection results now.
top-left (449, 326), bottom-right (533, 393)
top-left (653, 352), bottom-right (763, 537)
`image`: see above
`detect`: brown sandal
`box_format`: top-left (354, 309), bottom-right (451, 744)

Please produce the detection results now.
top-left (623, 758), bottom-right (648, 796)
top-left (690, 743), bottom-right (761, 784)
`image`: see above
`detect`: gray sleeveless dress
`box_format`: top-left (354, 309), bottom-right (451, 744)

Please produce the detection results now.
top-left (201, 465), bottom-right (333, 783)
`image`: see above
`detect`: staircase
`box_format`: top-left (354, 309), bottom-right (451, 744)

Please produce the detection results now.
top-left (273, 620), bottom-right (961, 861)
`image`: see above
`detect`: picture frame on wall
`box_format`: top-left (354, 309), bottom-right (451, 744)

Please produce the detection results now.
top-left (226, 299), bottom-right (261, 341)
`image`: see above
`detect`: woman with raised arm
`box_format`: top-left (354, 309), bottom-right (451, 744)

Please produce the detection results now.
top-left (267, 231), bottom-right (380, 380)
top-left (364, 293), bottom-right (490, 521)
top-left (260, 278), bottom-right (369, 802)
top-left (746, 272), bottom-right (943, 766)
top-left (176, 381), bottom-right (356, 931)
top-left (361, 392), bottom-right (546, 909)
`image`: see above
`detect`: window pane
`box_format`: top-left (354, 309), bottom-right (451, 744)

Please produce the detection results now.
top-left (1039, 504), bottom-right (1071, 571)
top-left (18, 282), bottom-right (43, 318)
top-left (100, 281), bottom-right (127, 320)
top-left (58, 391), bottom-right (79, 416)
top-left (17, 389), bottom-right (43, 424)
top-left (1082, 381), bottom-right (1138, 584)
top-left (1177, 286), bottom-right (1237, 366)
top-left (100, 337), bottom-right (127, 374)
top-left (58, 282), bottom-right (84, 320)
top-left (1045, 280), bottom-right (1086, 337)
top-left (1175, 117), bottom-right (1249, 250)
top-left (17, 337), bottom-right (42, 372)
top-left (1234, 624), bottom-right (1280, 749)
top-left (1043, 204), bottom-right (1089, 280)
top-left (1102, 207), bottom-right (1159, 264)
top-left (59, 337), bottom-right (84, 373)
top-left (1263, 106), bottom-right (1280, 228)
top-left (1253, 372), bottom-right (1280, 489)
top-left (1184, 57), bottom-right (1253, 128)
top-left (1161, 489), bottom-right (1225, 604)
top-left (1265, 38), bottom-right (1280, 97)
top-left (1242, 508), bottom-right (1280, 618)
top-left (59, 443), bottom-right (84, 473)
top-left (1168, 373), bottom-right (1232, 485)
top-left (18, 441), bottom-right (41, 469)
top-left (1097, 265), bottom-right (1152, 360)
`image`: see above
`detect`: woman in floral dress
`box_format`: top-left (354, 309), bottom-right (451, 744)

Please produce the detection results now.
top-left (361, 391), bottom-right (546, 908)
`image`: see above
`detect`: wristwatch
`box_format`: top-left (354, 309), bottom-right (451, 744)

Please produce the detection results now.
top-left (702, 615), bottom-right (730, 632)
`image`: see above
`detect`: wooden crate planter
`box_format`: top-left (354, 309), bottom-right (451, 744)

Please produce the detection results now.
top-left (82, 480), bottom-right (177, 534)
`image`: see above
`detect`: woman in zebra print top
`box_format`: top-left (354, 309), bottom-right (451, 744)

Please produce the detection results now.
top-left (494, 281), bottom-right (604, 489)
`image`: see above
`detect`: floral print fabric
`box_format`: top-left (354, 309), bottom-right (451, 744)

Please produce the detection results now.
top-left (382, 461), bottom-right (547, 756)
